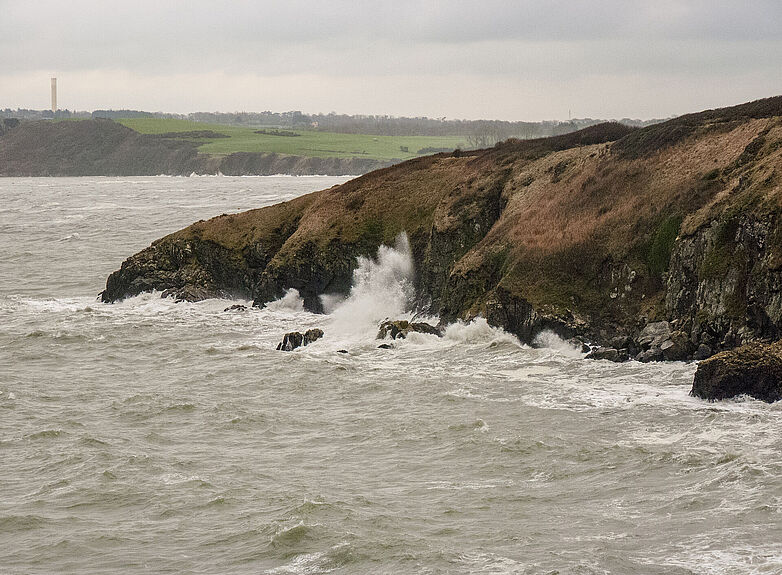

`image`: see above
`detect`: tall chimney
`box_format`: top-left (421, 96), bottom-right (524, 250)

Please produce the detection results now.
top-left (51, 78), bottom-right (57, 113)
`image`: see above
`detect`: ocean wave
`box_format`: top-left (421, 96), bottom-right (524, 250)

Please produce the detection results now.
top-left (26, 429), bottom-right (64, 440)
top-left (442, 317), bottom-right (522, 347)
top-left (267, 542), bottom-right (357, 574)
top-left (270, 522), bottom-right (323, 549)
top-left (267, 288), bottom-right (306, 312)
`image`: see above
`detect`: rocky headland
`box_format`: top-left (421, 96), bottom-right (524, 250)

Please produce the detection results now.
top-left (101, 97), bottom-right (782, 374)
top-left (0, 119), bottom-right (389, 176)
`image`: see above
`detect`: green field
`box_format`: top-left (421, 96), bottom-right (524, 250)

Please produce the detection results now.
top-left (117, 118), bottom-right (465, 161)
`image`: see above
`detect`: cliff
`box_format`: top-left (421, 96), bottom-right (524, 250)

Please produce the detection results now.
top-left (0, 119), bottom-right (389, 176)
top-left (101, 96), bottom-right (782, 359)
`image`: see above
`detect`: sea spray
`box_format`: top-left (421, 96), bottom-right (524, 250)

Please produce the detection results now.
top-left (442, 317), bottom-right (523, 347)
top-left (266, 288), bottom-right (305, 312)
top-left (532, 329), bottom-right (585, 357)
top-left (326, 233), bottom-right (415, 339)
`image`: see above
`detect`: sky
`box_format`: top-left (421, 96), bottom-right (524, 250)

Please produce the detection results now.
top-left (1, 0), bottom-right (781, 121)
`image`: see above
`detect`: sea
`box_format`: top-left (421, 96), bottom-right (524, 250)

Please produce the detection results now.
top-left (1, 176), bottom-right (781, 575)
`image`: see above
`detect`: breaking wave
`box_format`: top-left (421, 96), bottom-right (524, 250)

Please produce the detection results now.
top-left (325, 232), bottom-right (416, 338)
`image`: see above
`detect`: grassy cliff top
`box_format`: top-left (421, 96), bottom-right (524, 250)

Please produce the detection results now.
top-left (117, 118), bottom-right (465, 161)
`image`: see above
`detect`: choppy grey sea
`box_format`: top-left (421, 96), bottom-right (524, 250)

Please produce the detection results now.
top-left (1, 176), bottom-right (781, 574)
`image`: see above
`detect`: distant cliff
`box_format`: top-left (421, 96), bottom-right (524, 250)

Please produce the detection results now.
top-left (101, 96), bottom-right (782, 360)
top-left (0, 119), bottom-right (389, 176)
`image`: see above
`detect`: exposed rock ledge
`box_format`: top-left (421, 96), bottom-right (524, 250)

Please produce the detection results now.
top-left (101, 97), bottom-right (782, 363)
top-left (691, 341), bottom-right (782, 402)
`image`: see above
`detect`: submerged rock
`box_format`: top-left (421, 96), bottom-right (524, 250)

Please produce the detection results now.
top-left (691, 341), bottom-right (782, 403)
top-left (276, 328), bottom-right (324, 351)
top-left (377, 343), bottom-right (394, 349)
top-left (224, 304), bottom-right (247, 312)
top-left (377, 320), bottom-right (442, 340)
top-left (585, 347), bottom-right (629, 362)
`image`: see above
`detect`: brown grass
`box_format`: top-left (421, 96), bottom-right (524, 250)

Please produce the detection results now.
top-left (149, 101), bottom-right (782, 323)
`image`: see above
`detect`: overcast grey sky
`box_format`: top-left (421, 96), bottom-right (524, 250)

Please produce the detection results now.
top-left (1, 0), bottom-right (781, 120)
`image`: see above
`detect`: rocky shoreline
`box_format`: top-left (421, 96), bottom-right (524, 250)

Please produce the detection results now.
top-left (99, 97), bottom-right (782, 399)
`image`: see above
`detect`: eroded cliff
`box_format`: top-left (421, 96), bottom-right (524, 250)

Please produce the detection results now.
top-left (101, 97), bottom-right (782, 359)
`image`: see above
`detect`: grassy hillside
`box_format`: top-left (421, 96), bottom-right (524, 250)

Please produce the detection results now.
top-left (0, 119), bottom-right (392, 176)
top-left (117, 118), bottom-right (465, 161)
top-left (103, 96), bottom-right (782, 360)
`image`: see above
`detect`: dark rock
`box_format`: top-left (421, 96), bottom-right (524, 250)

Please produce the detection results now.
top-left (224, 304), bottom-right (247, 312)
top-left (276, 332), bottom-right (303, 351)
top-left (585, 347), bottom-right (629, 362)
top-left (608, 335), bottom-right (632, 350)
top-left (666, 211), bottom-right (782, 356)
top-left (694, 343), bottom-right (713, 360)
top-left (337, 349), bottom-right (349, 354)
top-left (377, 343), bottom-right (394, 349)
top-left (637, 321), bottom-right (671, 348)
top-left (377, 320), bottom-right (442, 340)
top-left (691, 342), bottom-right (782, 402)
top-left (276, 328), bottom-right (323, 351)
top-left (660, 330), bottom-right (692, 361)
top-left (303, 328), bottom-right (324, 346)
top-left (635, 347), bottom-right (664, 363)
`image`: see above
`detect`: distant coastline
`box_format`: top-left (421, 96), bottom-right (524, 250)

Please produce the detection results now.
top-left (0, 119), bottom-right (391, 177)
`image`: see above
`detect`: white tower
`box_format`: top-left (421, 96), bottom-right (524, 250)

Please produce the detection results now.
top-left (51, 78), bottom-right (57, 113)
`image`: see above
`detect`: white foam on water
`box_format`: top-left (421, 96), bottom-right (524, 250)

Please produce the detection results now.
top-left (532, 329), bottom-right (585, 357)
top-left (266, 545), bottom-right (349, 575)
top-left (442, 317), bottom-right (522, 348)
top-left (325, 232), bottom-right (415, 341)
top-left (160, 473), bottom-right (207, 485)
top-left (266, 288), bottom-right (305, 312)
top-left (642, 544), bottom-right (782, 575)
top-left (457, 551), bottom-right (529, 574)
top-left (13, 295), bottom-right (97, 314)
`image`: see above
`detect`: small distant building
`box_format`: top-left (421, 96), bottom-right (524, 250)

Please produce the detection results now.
top-left (51, 78), bottom-right (57, 113)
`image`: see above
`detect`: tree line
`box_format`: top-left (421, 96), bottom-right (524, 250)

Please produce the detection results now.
top-left (1, 108), bottom-right (666, 146)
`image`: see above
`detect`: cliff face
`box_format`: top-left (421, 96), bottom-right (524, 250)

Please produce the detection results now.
top-left (101, 97), bottom-right (782, 358)
top-left (0, 119), bottom-right (388, 176)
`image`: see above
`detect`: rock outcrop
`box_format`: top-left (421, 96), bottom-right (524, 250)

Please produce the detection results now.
top-left (377, 320), bottom-right (442, 340)
top-left (691, 341), bottom-right (782, 402)
top-left (101, 97), bottom-right (782, 361)
top-left (585, 347), bottom-right (629, 362)
top-left (276, 328), bottom-right (324, 351)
